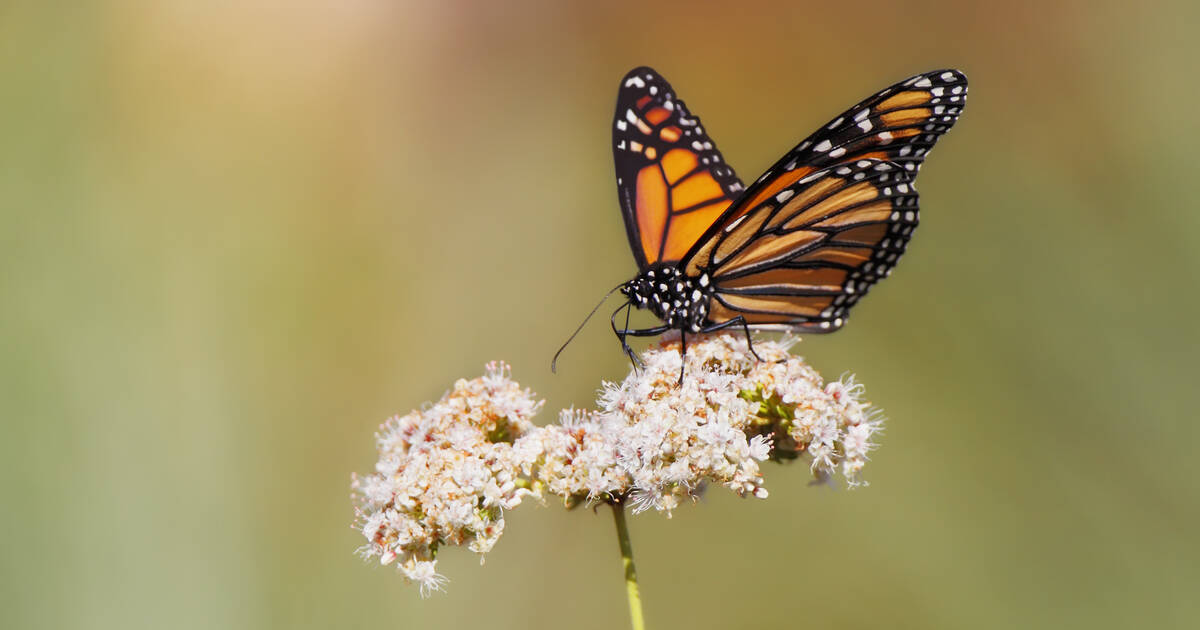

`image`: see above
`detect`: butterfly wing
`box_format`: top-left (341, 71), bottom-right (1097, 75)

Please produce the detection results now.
top-left (613, 67), bottom-right (746, 271)
top-left (685, 159), bottom-right (919, 332)
top-left (683, 69), bottom-right (967, 262)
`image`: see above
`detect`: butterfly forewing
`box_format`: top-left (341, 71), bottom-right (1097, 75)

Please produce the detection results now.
top-left (689, 159), bottom-right (920, 333)
top-left (613, 67), bottom-right (746, 270)
top-left (686, 69), bottom-right (966, 252)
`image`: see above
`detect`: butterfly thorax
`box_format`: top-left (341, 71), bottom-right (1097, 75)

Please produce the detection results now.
top-left (622, 264), bottom-right (713, 333)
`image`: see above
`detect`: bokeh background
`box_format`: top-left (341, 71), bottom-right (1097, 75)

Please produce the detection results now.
top-left (3, 1), bottom-right (1197, 628)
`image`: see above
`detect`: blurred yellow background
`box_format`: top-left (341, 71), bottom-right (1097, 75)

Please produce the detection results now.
top-left (3, 1), bottom-right (1197, 628)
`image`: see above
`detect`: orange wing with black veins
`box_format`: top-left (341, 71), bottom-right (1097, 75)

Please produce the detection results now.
top-left (681, 69), bottom-right (968, 273)
top-left (613, 67), bottom-right (745, 270)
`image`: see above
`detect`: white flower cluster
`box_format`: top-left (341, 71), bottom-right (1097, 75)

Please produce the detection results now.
top-left (351, 361), bottom-right (543, 596)
top-left (352, 334), bottom-right (883, 594)
top-left (533, 333), bottom-right (882, 513)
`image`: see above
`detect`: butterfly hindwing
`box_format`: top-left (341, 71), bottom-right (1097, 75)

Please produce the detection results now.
top-left (685, 159), bottom-right (919, 332)
top-left (613, 67), bottom-right (745, 270)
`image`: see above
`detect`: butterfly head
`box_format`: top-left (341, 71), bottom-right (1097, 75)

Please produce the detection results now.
top-left (622, 265), bottom-right (713, 333)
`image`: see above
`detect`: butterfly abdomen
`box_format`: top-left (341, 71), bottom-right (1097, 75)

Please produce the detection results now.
top-left (622, 264), bottom-right (713, 333)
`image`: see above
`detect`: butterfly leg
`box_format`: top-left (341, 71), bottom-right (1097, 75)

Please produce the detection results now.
top-left (622, 305), bottom-right (643, 372)
top-left (678, 331), bottom-right (687, 385)
top-left (622, 300), bottom-right (634, 362)
top-left (612, 304), bottom-right (677, 370)
top-left (617, 324), bottom-right (672, 338)
top-left (619, 324), bottom-right (673, 373)
top-left (616, 324), bottom-right (688, 383)
top-left (701, 316), bottom-right (767, 362)
top-left (610, 303), bottom-right (642, 370)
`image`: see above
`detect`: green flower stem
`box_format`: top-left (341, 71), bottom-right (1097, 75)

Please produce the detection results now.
top-left (611, 502), bottom-right (646, 630)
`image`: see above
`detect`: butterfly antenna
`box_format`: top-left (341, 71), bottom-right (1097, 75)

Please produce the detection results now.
top-left (551, 283), bottom-right (626, 373)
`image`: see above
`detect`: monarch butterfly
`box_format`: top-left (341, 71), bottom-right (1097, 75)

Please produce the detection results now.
top-left (553, 66), bottom-right (967, 375)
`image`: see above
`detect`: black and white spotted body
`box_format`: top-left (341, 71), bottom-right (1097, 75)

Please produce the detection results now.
top-left (621, 264), bottom-right (713, 333)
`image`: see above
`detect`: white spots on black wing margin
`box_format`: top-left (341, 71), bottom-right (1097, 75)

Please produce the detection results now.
top-left (799, 170), bottom-right (823, 184)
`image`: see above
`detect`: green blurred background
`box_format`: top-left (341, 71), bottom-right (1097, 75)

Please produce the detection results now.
top-left (3, 1), bottom-right (1197, 628)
